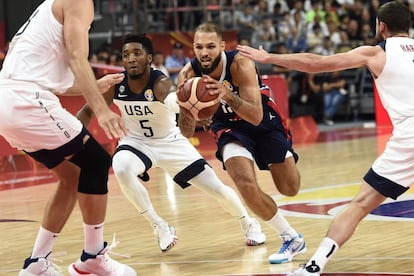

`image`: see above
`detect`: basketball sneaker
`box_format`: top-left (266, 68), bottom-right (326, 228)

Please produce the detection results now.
top-left (68, 241), bottom-right (136, 276)
top-left (153, 222), bottom-right (177, 252)
top-left (19, 252), bottom-right (63, 276)
top-left (268, 233), bottom-right (306, 264)
top-left (242, 218), bottom-right (266, 246)
top-left (287, 261), bottom-right (321, 275)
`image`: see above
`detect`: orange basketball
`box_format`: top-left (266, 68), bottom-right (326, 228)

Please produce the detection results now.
top-left (177, 77), bottom-right (220, 121)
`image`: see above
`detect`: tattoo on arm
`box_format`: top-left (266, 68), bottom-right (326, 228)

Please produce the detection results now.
top-left (178, 110), bottom-right (196, 137)
top-left (227, 93), bottom-right (243, 111)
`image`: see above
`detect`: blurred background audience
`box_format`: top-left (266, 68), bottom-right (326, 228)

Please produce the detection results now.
top-left (27, 0), bottom-right (412, 125)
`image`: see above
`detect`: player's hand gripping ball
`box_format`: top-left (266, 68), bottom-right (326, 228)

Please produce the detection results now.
top-left (177, 77), bottom-right (220, 121)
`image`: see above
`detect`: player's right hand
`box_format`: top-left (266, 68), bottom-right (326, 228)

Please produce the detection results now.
top-left (97, 73), bottom-right (124, 93)
top-left (97, 110), bottom-right (128, 139)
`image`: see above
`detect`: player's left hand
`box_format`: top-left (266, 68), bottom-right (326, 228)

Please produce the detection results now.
top-left (202, 75), bottom-right (227, 104)
top-left (97, 73), bottom-right (124, 93)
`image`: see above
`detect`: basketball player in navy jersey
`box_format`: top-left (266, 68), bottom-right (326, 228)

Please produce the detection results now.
top-left (77, 33), bottom-right (266, 253)
top-left (0, 0), bottom-right (136, 275)
top-left (177, 22), bottom-right (306, 264)
top-left (237, 1), bottom-right (414, 275)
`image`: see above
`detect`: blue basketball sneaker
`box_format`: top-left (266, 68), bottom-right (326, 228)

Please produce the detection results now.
top-left (269, 233), bottom-right (306, 264)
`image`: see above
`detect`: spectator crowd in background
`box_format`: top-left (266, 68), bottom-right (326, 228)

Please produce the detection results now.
top-left (3, 0), bottom-right (413, 124)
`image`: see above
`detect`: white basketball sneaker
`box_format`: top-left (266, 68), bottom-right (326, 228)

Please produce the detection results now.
top-left (68, 241), bottom-right (136, 276)
top-left (269, 233), bottom-right (306, 264)
top-left (19, 253), bottom-right (63, 276)
top-left (153, 222), bottom-right (177, 252)
top-left (241, 218), bottom-right (266, 246)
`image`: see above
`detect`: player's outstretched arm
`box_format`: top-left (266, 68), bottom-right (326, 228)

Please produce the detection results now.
top-left (62, 0), bottom-right (127, 139)
top-left (237, 44), bottom-right (379, 74)
top-left (63, 73), bottom-right (124, 96)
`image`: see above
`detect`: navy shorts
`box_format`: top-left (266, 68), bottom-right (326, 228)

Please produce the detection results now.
top-left (212, 101), bottom-right (298, 170)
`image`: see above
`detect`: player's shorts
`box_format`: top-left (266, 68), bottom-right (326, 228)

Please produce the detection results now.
top-left (117, 129), bottom-right (204, 178)
top-left (364, 121), bottom-right (414, 199)
top-left (211, 87), bottom-right (298, 170)
top-left (0, 79), bottom-right (83, 152)
top-left (215, 127), bottom-right (298, 170)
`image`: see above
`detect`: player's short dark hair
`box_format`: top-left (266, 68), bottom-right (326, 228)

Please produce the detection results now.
top-left (123, 33), bottom-right (154, 55)
top-left (194, 22), bottom-right (223, 40)
top-left (377, 1), bottom-right (411, 34)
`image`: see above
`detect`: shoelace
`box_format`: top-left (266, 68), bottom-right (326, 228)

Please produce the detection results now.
top-left (278, 234), bottom-right (295, 253)
top-left (245, 219), bottom-right (262, 234)
top-left (42, 252), bottom-right (64, 275)
top-left (105, 234), bottom-right (131, 258)
top-left (100, 234), bottom-right (132, 272)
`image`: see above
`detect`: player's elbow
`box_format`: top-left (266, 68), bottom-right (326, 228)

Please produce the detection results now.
top-left (251, 118), bottom-right (262, 126)
top-left (250, 109), bottom-right (263, 126)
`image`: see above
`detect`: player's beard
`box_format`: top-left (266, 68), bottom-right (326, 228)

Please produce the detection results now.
top-left (374, 27), bottom-right (384, 43)
top-left (198, 53), bottom-right (221, 75)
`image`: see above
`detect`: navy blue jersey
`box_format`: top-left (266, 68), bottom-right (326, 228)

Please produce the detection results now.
top-left (114, 68), bottom-right (164, 102)
top-left (190, 50), bottom-right (298, 169)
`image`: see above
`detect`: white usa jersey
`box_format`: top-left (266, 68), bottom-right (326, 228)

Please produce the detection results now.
top-left (374, 37), bottom-right (414, 125)
top-left (114, 69), bottom-right (179, 140)
top-left (0, 0), bottom-right (74, 93)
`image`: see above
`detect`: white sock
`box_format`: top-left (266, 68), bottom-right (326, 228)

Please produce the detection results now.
top-left (83, 223), bottom-right (104, 255)
top-left (31, 226), bottom-right (59, 259)
top-left (306, 237), bottom-right (339, 271)
top-left (265, 211), bottom-right (298, 238)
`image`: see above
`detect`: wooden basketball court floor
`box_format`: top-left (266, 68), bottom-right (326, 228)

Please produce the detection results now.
top-left (1, 122), bottom-right (414, 276)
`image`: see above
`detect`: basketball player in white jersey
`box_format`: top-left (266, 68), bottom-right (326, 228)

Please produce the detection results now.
top-left (237, 1), bottom-right (414, 275)
top-left (0, 0), bottom-right (135, 275)
top-left (77, 33), bottom-right (266, 253)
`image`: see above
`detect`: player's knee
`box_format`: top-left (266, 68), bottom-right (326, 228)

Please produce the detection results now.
top-left (279, 183), bottom-right (299, 197)
top-left (112, 158), bottom-right (130, 180)
top-left (237, 181), bottom-right (261, 199)
top-left (112, 151), bottom-right (146, 186)
top-left (232, 172), bottom-right (257, 194)
top-left (277, 176), bottom-right (300, 196)
top-left (69, 136), bottom-right (111, 195)
top-left (275, 171), bottom-right (301, 196)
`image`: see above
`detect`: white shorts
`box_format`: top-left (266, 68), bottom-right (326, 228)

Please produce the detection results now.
top-left (117, 129), bottom-right (203, 177)
top-left (0, 80), bottom-right (82, 152)
top-left (372, 120), bottom-right (414, 188)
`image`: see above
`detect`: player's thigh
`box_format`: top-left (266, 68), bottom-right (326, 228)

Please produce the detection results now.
top-left (158, 136), bottom-right (203, 176)
top-left (115, 138), bottom-right (156, 172)
top-left (372, 128), bottom-right (414, 189)
top-left (224, 157), bottom-right (256, 188)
